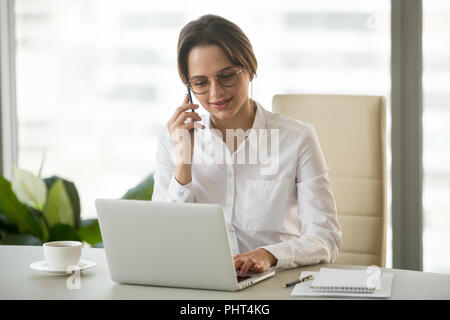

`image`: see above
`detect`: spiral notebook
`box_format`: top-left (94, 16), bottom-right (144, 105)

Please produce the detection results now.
top-left (291, 269), bottom-right (394, 298)
top-left (309, 268), bottom-right (382, 292)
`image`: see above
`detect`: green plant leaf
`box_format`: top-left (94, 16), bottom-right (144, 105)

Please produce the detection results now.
top-left (0, 176), bottom-right (44, 239)
top-left (44, 176), bottom-right (81, 229)
top-left (0, 231), bottom-right (43, 245)
top-left (27, 206), bottom-right (50, 242)
top-left (11, 166), bottom-right (47, 211)
top-left (77, 219), bottom-right (102, 245)
top-left (44, 179), bottom-right (75, 227)
top-left (48, 223), bottom-right (81, 242)
top-left (122, 173), bottom-right (154, 200)
top-left (0, 212), bottom-right (20, 234)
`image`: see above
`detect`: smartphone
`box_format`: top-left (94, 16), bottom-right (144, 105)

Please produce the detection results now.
top-left (187, 86), bottom-right (194, 109)
top-left (187, 87), bottom-right (197, 125)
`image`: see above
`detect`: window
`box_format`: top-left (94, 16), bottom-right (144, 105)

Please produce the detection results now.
top-left (423, 0), bottom-right (450, 274)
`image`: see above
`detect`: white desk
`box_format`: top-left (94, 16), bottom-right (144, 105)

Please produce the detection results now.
top-left (1, 245), bottom-right (450, 300)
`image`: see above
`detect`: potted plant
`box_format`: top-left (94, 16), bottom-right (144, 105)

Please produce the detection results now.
top-left (0, 166), bottom-right (154, 247)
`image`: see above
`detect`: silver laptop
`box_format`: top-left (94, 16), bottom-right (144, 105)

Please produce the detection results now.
top-left (95, 199), bottom-right (275, 291)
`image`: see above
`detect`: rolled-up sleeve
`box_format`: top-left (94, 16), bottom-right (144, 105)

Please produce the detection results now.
top-left (152, 127), bottom-right (194, 203)
top-left (261, 124), bottom-right (342, 269)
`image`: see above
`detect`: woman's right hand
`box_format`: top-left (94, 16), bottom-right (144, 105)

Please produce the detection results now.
top-left (166, 94), bottom-right (205, 185)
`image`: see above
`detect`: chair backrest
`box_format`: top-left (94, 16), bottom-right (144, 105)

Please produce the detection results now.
top-left (272, 94), bottom-right (387, 267)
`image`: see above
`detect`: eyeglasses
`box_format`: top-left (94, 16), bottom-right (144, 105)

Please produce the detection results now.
top-left (187, 67), bottom-right (244, 94)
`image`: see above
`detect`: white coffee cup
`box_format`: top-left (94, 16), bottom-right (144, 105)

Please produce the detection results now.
top-left (43, 241), bottom-right (82, 269)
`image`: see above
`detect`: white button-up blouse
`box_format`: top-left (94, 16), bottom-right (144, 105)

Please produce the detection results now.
top-left (152, 101), bottom-right (342, 270)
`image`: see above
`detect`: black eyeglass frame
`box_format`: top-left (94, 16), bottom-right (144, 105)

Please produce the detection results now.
top-left (186, 67), bottom-right (245, 94)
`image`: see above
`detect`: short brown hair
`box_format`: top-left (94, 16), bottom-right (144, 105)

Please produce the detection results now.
top-left (177, 14), bottom-right (257, 85)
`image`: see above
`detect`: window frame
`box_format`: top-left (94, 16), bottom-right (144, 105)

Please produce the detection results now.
top-left (0, 0), bottom-right (18, 180)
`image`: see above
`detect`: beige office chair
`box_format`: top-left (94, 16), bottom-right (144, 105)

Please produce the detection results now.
top-left (272, 94), bottom-right (387, 267)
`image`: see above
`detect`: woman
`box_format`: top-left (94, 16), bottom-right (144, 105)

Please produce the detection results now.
top-left (152, 14), bottom-right (342, 277)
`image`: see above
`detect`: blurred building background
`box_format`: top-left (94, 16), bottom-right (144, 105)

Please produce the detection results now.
top-left (13, 0), bottom-right (449, 273)
top-left (422, 0), bottom-right (450, 274)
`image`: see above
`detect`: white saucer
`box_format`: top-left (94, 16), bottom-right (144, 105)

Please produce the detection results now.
top-left (30, 259), bottom-right (96, 276)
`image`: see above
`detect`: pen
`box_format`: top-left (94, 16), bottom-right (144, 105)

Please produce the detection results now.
top-left (283, 274), bottom-right (313, 288)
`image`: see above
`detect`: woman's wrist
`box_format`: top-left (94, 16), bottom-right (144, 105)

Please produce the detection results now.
top-left (259, 248), bottom-right (278, 267)
top-left (174, 163), bottom-right (192, 185)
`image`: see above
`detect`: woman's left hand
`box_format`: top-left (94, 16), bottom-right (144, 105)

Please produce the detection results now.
top-left (233, 248), bottom-right (278, 277)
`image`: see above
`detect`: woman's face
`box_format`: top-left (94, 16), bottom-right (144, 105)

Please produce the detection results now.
top-left (187, 45), bottom-right (251, 122)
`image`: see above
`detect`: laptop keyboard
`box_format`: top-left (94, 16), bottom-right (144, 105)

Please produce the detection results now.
top-left (237, 275), bottom-right (251, 282)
